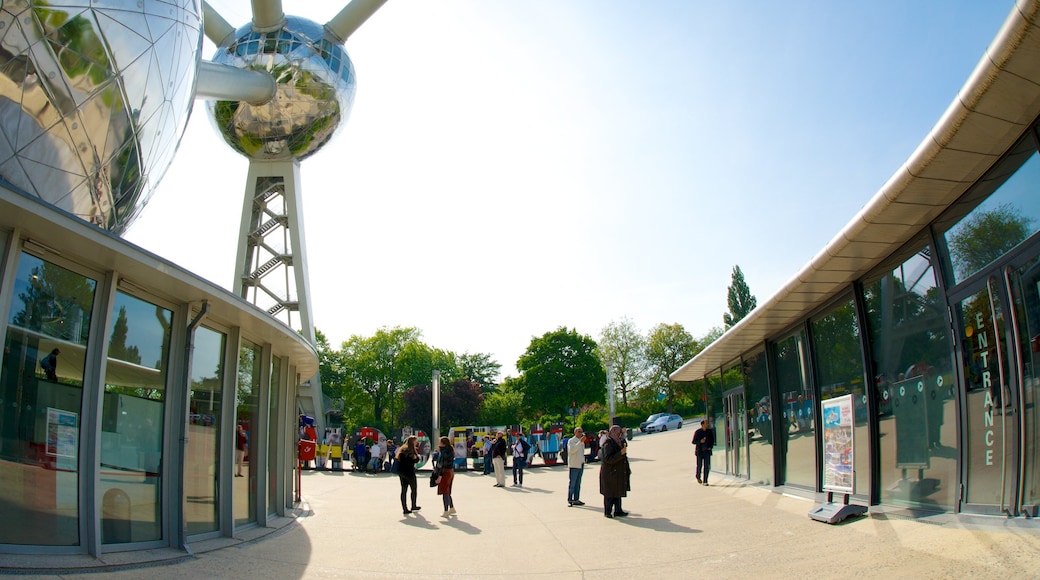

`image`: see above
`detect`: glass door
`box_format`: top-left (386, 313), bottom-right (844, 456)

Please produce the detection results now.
top-left (723, 388), bottom-right (747, 478)
top-left (953, 276), bottom-right (1019, 515)
top-left (1005, 256), bottom-right (1040, 517)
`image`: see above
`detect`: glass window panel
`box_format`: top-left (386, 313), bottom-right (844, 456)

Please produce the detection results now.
top-left (235, 340), bottom-right (261, 527)
top-left (185, 326), bottom-right (225, 535)
top-left (811, 298), bottom-right (869, 496)
top-left (774, 329), bottom-right (816, 488)
top-left (863, 244), bottom-right (957, 511)
top-left (744, 349), bottom-right (773, 485)
top-left (939, 143), bottom-right (1040, 286)
top-left (1008, 255), bottom-right (1040, 513)
top-left (0, 252), bottom-right (97, 545)
top-left (99, 291), bottom-right (171, 544)
top-left (706, 370), bottom-right (724, 458)
top-left (267, 355), bottom-right (281, 514)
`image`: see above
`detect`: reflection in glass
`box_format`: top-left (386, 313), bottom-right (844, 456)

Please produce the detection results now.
top-left (235, 341), bottom-right (261, 527)
top-left (956, 282), bottom-right (1015, 507)
top-left (268, 356), bottom-right (281, 514)
top-left (863, 244), bottom-right (956, 510)
top-left (706, 371), bottom-right (724, 459)
top-left (1008, 256), bottom-right (1040, 515)
top-left (185, 326), bottom-right (225, 535)
top-left (99, 291), bottom-right (171, 544)
top-left (811, 298), bottom-right (869, 496)
top-left (774, 329), bottom-right (815, 488)
top-left (940, 147), bottom-right (1040, 285)
top-left (0, 253), bottom-right (96, 545)
top-left (744, 349), bottom-right (773, 485)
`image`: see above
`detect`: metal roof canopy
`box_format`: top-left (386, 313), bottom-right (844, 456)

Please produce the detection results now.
top-left (672, 0), bottom-right (1040, 382)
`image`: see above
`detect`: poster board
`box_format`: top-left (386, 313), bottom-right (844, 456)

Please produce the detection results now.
top-left (821, 395), bottom-right (854, 494)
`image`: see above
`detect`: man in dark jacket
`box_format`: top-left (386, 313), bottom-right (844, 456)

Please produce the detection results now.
top-left (491, 432), bottom-right (508, 487)
top-left (692, 419), bottom-right (716, 485)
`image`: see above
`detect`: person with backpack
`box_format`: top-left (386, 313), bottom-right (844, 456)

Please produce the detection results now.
top-left (512, 433), bottom-right (531, 487)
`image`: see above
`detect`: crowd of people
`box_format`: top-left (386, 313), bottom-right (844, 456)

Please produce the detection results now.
top-left (392, 425), bottom-right (647, 519)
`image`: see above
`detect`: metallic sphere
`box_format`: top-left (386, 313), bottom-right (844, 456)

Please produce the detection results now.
top-left (0, 1), bottom-right (203, 234)
top-left (206, 16), bottom-right (357, 162)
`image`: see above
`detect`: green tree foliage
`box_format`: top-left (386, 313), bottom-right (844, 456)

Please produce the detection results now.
top-left (458, 352), bottom-right (502, 392)
top-left (479, 377), bottom-right (524, 425)
top-left (645, 323), bottom-right (697, 412)
top-left (516, 327), bottom-right (606, 415)
top-left (339, 326), bottom-right (422, 425)
top-left (723, 265), bottom-right (757, 329)
top-left (598, 317), bottom-right (648, 407)
top-left (947, 203), bottom-right (1034, 281)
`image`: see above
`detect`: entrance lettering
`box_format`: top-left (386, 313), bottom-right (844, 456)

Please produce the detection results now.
top-left (975, 311), bottom-right (994, 466)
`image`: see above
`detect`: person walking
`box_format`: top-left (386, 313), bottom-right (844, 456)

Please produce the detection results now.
top-left (599, 425), bottom-right (630, 518)
top-left (511, 433), bottom-right (530, 487)
top-left (235, 424), bottom-right (247, 477)
top-left (566, 427), bottom-right (586, 506)
top-left (491, 431), bottom-right (507, 487)
top-left (692, 419), bottom-right (716, 485)
top-left (396, 436), bottom-right (422, 515)
top-left (435, 436), bottom-right (456, 517)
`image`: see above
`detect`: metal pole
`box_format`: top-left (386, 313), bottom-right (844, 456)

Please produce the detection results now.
top-left (432, 370), bottom-right (441, 443)
top-left (605, 362), bottom-right (615, 425)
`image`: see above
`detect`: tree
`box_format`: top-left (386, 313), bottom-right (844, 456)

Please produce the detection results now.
top-left (645, 323), bottom-right (697, 412)
top-left (480, 377), bottom-right (525, 425)
top-left (947, 203), bottom-right (1034, 281)
top-left (399, 379), bottom-right (483, 432)
top-left (516, 327), bottom-right (606, 415)
top-left (457, 352), bottom-right (502, 393)
top-left (598, 317), bottom-right (648, 407)
top-left (339, 326), bottom-right (422, 425)
top-left (723, 265), bottom-right (757, 329)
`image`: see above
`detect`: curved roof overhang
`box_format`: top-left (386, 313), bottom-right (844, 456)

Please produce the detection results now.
top-left (0, 185), bottom-right (319, 380)
top-left (672, 0), bottom-right (1040, 382)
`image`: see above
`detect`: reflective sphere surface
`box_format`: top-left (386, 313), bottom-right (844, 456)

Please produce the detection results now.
top-left (207, 16), bottom-right (356, 161)
top-left (0, 0), bottom-right (202, 234)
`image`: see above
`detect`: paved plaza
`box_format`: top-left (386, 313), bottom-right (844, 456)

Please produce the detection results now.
top-left (6, 425), bottom-right (1040, 578)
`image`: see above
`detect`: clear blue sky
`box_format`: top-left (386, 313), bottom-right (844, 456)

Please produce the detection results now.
top-left (126, 1), bottom-right (1012, 379)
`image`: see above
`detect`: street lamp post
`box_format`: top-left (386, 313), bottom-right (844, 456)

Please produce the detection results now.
top-left (432, 370), bottom-right (441, 443)
top-left (605, 362), bottom-right (615, 426)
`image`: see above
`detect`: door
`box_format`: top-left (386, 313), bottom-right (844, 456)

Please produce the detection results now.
top-left (723, 389), bottom-right (747, 478)
top-left (952, 274), bottom-right (1020, 515)
top-left (1004, 256), bottom-right (1040, 517)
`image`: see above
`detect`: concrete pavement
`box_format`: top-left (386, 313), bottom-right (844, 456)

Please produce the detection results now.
top-left (8, 425), bottom-right (1040, 578)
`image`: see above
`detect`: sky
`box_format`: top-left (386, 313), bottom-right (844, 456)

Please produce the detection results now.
top-left (124, 1), bottom-right (1013, 380)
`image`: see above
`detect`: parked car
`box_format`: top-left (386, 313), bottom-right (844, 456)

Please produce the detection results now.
top-left (644, 414), bottom-right (683, 433)
top-left (639, 412), bottom-right (668, 433)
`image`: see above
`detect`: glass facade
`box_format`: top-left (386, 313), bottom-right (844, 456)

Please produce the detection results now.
top-left (744, 349), bottom-right (773, 485)
top-left (811, 297), bottom-right (869, 498)
top-left (185, 326), bottom-right (225, 535)
top-left (268, 355), bottom-right (281, 514)
top-left (99, 291), bottom-right (172, 544)
top-left (774, 329), bottom-right (815, 489)
top-left (0, 238), bottom-right (313, 555)
top-left (862, 245), bottom-right (956, 510)
top-left (235, 340), bottom-right (262, 527)
top-left (0, 253), bottom-right (97, 545)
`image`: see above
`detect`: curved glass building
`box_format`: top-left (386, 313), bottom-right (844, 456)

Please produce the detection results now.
top-left (673, 1), bottom-right (1040, 518)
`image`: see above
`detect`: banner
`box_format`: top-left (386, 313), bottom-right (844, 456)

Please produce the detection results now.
top-left (821, 395), bottom-right (855, 494)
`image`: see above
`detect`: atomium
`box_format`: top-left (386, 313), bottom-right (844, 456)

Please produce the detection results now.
top-left (206, 15), bottom-right (356, 161)
top-left (0, 0), bottom-right (203, 234)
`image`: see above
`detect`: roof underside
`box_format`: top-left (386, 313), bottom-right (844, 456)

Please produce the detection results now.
top-left (672, 0), bottom-right (1040, 381)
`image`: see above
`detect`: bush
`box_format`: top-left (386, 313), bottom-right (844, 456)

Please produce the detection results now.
top-left (612, 410), bottom-right (642, 429)
top-left (576, 407), bottom-right (608, 433)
